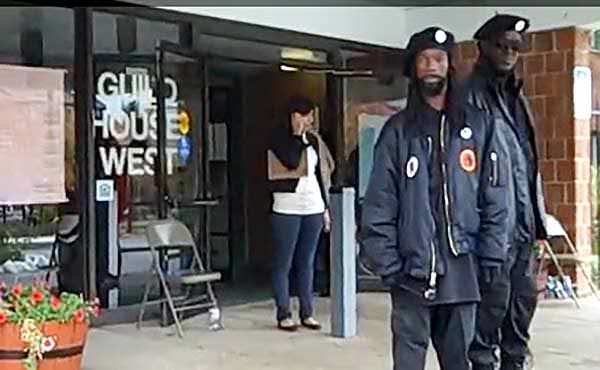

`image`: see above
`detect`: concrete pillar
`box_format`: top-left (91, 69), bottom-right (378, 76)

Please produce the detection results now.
top-left (330, 187), bottom-right (357, 338)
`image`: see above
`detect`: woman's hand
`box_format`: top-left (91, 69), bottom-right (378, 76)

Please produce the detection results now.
top-left (323, 209), bottom-right (332, 233)
top-left (291, 117), bottom-right (305, 136)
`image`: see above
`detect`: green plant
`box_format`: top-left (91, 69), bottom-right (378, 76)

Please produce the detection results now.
top-left (0, 226), bottom-right (24, 265)
top-left (592, 264), bottom-right (600, 286)
top-left (0, 281), bottom-right (100, 370)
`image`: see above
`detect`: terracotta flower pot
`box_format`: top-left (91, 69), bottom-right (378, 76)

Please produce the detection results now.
top-left (0, 321), bottom-right (89, 370)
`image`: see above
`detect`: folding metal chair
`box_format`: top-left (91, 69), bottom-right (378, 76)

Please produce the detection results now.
top-left (137, 219), bottom-right (222, 338)
top-left (537, 214), bottom-right (600, 308)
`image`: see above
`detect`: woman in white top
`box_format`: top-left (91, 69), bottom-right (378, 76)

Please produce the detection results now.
top-left (267, 96), bottom-right (331, 332)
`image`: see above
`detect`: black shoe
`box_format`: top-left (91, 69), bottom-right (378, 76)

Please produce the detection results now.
top-left (318, 290), bottom-right (330, 298)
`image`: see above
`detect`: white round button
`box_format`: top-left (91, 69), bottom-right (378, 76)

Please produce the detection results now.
top-left (460, 127), bottom-right (473, 140)
top-left (406, 156), bottom-right (419, 178)
top-left (434, 30), bottom-right (447, 44)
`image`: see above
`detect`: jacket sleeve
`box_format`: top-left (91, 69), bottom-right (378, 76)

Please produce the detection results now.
top-left (359, 121), bottom-right (403, 280)
top-left (315, 158), bottom-right (330, 209)
top-left (270, 128), bottom-right (305, 169)
top-left (477, 114), bottom-right (511, 266)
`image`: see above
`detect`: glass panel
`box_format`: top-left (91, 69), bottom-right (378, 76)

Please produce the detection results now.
top-left (93, 11), bottom-right (196, 306)
top-left (93, 12), bottom-right (181, 232)
top-left (0, 6), bottom-right (74, 282)
top-left (343, 69), bottom-right (408, 200)
top-left (342, 52), bottom-right (408, 288)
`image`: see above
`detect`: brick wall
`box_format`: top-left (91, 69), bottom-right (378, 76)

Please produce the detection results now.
top-left (453, 27), bottom-right (594, 287)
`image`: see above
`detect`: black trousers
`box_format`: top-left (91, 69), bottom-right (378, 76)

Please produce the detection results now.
top-left (391, 288), bottom-right (477, 370)
top-left (470, 243), bottom-right (538, 368)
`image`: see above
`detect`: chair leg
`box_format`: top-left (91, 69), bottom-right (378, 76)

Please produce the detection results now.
top-left (157, 267), bottom-right (184, 338)
top-left (537, 245), bottom-right (547, 276)
top-left (206, 282), bottom-right (223, 330)
top-left (575, 262), bottom-right (600, 301)
top-left (206, 282), bottom-right (218, 309)
top-left (137, 268), bottom-right (155, 330)
top-left (562, 238), bottom-right (600, 301)
top-left (544, 241), bottom-right (581, 308)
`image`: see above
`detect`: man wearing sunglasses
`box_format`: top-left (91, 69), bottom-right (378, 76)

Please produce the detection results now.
top-left (465, 14), bottom-right (548, 370)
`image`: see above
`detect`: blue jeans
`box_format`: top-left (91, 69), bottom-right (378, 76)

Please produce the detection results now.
top-left (271, 212), bottom-right (324, 321)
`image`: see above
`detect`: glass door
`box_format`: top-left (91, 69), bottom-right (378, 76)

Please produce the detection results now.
top-left (154, 41), bottom-right (213, 270)
top-left (338, 50), bottom-right (408, 291)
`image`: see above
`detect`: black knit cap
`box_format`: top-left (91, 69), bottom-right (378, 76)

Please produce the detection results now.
top-left (474, 14), bottom-right (530, 41)
top-left (403, 27), bottom-right (455, 77)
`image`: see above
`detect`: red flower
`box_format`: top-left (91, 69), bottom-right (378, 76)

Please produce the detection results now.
top-left (11, 284), bottom-right (22, 297)
top-left (73, 309), bottom-right (86, 323)
top-left (51, 296), bottom-right (61, 310)
top-left (31, 290), bottom-right (44, 305)
top-left (0, 310), bottom-right (7, 325)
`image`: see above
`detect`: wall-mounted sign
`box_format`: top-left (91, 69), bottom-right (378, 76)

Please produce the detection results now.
top-left (94, 68), bottom-right (187, 176)
top-left (573, 66), bottom-right (592, 120)
top-left (177, 136), bottom-right (192, 164)
top-left (96, 179), bottom-right (115, 202)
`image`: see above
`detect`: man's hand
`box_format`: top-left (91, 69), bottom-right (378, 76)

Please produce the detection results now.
top-left (479, 259), bottom-right (502, 285)
top-left (323, 209), bottom-right (332, 233)
top-left (480, 265), bottom-right (501, 284)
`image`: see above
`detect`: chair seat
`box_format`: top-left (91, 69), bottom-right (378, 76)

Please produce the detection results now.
top-left (180, 271), bottom-right (221, 285)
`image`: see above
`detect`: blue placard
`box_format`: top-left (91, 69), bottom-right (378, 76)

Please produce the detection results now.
top-left (177, 136), bottom-right (192, 164)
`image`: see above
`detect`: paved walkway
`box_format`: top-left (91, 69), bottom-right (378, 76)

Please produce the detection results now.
top-left (82, 293), bottom-right (600, 370)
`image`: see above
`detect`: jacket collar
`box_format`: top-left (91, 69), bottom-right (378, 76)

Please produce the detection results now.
top-left (406, 77), bottom-right (466, 128)
top-left (474, 61), bottom-right (524, 95)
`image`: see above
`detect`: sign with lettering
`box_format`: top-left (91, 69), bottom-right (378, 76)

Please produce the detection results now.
top-left (94, 68), bottom-right (186, 176)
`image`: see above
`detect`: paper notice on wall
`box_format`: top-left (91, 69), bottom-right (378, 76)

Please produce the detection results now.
top-left (573, 66), bottom-right (592, 120)
top-left (0, 64), bottom-right (67, 205)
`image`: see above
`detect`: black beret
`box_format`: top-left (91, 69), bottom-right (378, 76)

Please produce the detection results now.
top-left (474, 14), bottom-right (530, 41)
top-left (403, 27), bottom-right (455, 77)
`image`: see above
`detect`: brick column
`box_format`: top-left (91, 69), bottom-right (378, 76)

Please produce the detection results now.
top-left (454, 27), bottom-right (594, 289)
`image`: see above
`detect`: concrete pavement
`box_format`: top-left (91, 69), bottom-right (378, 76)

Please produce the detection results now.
top-left (82, 293), bottom-right (600, 370)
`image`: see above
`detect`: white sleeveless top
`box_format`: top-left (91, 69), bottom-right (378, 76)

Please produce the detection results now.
top-left (272, 143), bottom-right (325, 215)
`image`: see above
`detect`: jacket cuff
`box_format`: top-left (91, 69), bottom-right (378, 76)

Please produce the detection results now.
top-left (478, 257), bottom-right (503, 268)
top-left (381, 273), bottom-right (399, 287)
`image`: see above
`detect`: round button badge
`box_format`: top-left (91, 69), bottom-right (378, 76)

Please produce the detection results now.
top-left (459, 149), bottom-right (477, 173)
top-left (460, 127), bottom-right (473, 140)
top-left (406, 156), bottom-right (419, 178)
top-left (434, 29), bottom-right (447, 44)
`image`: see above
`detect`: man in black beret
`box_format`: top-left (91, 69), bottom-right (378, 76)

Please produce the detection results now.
top-left (465, 14), bottom-right (548, 370)
top-left (361, 26), bottom-right (510, 370)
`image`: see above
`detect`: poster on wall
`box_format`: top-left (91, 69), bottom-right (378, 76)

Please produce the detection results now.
top-left (357, 99), bottom-right (406, 198)
top-left (0, 64), bottom-right (67, 205)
